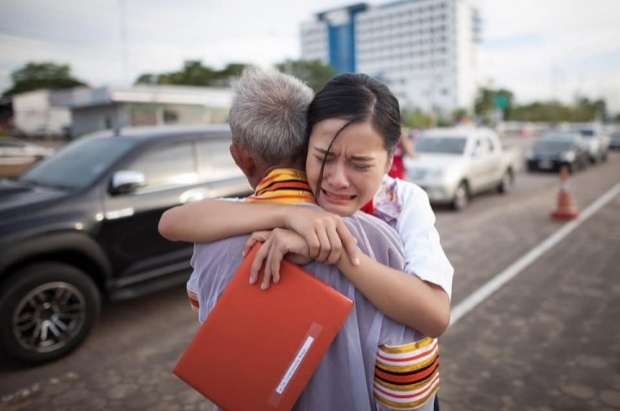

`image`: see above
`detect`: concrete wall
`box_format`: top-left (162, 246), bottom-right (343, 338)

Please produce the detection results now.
top-left (71, 103), bottom-right (229, 138)
top-left (13, 90), bottom-right (71, 137)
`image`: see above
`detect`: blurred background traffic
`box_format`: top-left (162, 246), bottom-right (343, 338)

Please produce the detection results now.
top-left (1, 0), bottom-right (619, 409)
top-left (1, 0), bottom-right (619, 144)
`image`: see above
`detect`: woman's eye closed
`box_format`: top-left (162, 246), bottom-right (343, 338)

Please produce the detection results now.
top-left (352, 163), bottom-right (371, 171)
top-left (315, 155), bottom-right (334, 163)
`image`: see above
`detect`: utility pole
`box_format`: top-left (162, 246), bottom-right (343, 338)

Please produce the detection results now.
top-left (429, 22), bottom-right (437, 128)
top-left (119, 0), bottom-right (129, 85)
top-left (551, 64), bottom-right (558, 102)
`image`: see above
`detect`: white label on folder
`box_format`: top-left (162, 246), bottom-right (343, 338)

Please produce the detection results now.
top-left (276, 336), bottom-right (315, 394)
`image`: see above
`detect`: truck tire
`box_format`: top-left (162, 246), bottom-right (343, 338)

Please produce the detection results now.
top-left (451, 182), bottom-right (469, 211)
top-left (497, 169), bottom-right (514, 194)
top-left (0, 263), bottom-right (101, 365)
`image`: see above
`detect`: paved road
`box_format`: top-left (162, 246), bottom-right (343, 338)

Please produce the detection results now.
top-left (1, 143), bottom-right (619, 410)
top-left (436, 151), bottom-right (620, 410)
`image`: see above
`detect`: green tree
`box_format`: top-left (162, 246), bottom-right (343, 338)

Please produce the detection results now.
top-left (2, 62), bottom-right (87, 97)
top-left (450, 108), bottom-right (471, 125)
top-left (508, 98), bottom-right (608, 123)
top-left (474, 87), bottom-right (514, 124)
top-left (275, 59), bottom-right (337, 92)
top-left (159, 60), bottom-right (216, 86)
top-left (134, 61), bottom-right (248, 87)
top-left (213, 63), bottom-right (247, 85)
top-left (402, 109), bottom-right (434, 129)
top-left (510, 101), bottom-right (570, 122)
top-left (134, 73), bottom-right (158, 85)
top-left (574, 97), bottom-right (607, 122)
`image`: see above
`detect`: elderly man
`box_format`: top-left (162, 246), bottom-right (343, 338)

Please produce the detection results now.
top-left (159, 68), bottom-right (435, 410)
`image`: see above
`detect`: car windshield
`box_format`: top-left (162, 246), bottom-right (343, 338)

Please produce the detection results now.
top-left (535, 140), bottom-right (573, 152)
top-left (415, 137), bottom-right (467, 154)
top-left (18, 137), bottom-right (136, 190)
top-left (0, 138), bottom-right (25, 148)
top-left (577, 129), bottom-right (595, 138)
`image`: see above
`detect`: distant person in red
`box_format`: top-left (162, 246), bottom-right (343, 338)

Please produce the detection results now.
top-left (387, 125), bottom-right (416, 180)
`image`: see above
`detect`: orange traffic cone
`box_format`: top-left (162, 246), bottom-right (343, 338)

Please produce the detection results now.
top-left (550, 166), bottom-right (579, 221)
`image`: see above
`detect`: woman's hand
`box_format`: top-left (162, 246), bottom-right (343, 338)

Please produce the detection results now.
top-left (282, 207), bottom-right (359, 266)
top-left (244, 228), bottom-right (315, 290)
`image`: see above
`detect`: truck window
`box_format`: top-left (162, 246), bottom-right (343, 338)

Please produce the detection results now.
top-left (486, 136), bottom-right (496, 152)
top-left (128, 142), bottom-right (198, 190)
top-left (473, 137), bottom-right (490, 156)
top-left (19, 138), bottom-right (136, 190)
top-left (196, 139), bottom-right (240, 181)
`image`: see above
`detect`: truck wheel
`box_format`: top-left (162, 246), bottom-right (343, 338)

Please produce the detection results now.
top-left (497, 169), bottom-right (514, 194)
top-left (601, 150), bottom-right (608, 162)
top-left (0, 263), bottom-right (101, 365)
top-left (451, 182), bottom-right (469, 211)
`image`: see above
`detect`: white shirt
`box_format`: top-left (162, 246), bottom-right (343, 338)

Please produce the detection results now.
top-left (388, 176), bottom-right (454, 299)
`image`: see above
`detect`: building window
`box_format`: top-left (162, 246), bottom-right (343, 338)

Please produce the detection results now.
top-left (163, 109), bottom-right (179, 124)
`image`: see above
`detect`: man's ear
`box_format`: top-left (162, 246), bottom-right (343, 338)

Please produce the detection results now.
top-left (230, 143), bottom-right (256, 179)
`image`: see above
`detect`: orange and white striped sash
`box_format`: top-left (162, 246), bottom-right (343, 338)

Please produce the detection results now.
top-left (374, 337), bottom-right (440, 409)
top-left (187, 290), bottom-right (200, 315)
top-left (245, 169), bottom-right (316, 205)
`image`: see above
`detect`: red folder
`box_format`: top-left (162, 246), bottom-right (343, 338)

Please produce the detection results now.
top-left (174, 244), bottom-right (354, 410)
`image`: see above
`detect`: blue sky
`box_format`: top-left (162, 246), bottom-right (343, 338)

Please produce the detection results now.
top-left (1, 0), bottom-right (619, 113)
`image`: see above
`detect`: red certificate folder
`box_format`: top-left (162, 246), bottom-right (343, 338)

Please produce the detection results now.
top-left (173, 244), bottom-right (354, 410)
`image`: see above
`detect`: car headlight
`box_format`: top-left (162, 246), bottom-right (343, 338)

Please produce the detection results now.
top-left (561, 151), bottom-right (576, 161)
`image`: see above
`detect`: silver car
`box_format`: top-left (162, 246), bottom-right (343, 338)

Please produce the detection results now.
top-left (571, 125), bottom-right (610, 163)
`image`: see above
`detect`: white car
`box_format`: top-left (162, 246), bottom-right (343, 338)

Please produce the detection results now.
top-left (0, 138), bottom-right (55, 178)
top-left (405, 127), bottom-right (521, 210)
top-left (570, 124), bottom-right (610, 163)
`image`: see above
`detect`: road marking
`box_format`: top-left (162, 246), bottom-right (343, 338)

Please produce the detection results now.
top-left (450, 182), bottom-right (620, 326)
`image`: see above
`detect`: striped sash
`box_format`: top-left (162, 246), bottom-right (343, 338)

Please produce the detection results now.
top-left (245, 169), bottom-right (316, 205)
top-left (187, 290), bottom-right (199, 315)
top-left (374, 337), bottom-right (440, 409)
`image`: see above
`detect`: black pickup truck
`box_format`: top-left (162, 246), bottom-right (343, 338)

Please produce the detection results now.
top-left (0, 126), bottom-right (251, 365)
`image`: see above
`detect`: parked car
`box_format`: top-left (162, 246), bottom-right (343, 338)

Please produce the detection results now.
top-left (0, 125), bottom-right (252, 365)
top-left (0, 137), bottom-right (55, 178)
top-left (570, 123), bottom-right (610, 163)
top-left (404, 127), bottom-right (521, 210)
top-left (609, 129), bottom-right (620, 150)
top-left (526, 132), bottom-right (590, 173)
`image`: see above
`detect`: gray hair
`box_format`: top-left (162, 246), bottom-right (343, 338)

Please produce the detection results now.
top-left (229, 67), bottom-right (314, 165)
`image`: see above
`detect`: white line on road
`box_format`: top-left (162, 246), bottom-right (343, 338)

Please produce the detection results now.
top-left (450, 182), bottom-right (620, 326)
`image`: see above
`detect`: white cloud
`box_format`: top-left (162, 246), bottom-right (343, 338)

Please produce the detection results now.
top-left (1, 0), bottom-right (620, 112)
top-left (476, 0), bottom-right (620, 111)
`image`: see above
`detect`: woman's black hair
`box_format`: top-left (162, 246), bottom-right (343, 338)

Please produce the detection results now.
top-left (307, 73), bottom-right (401, 200)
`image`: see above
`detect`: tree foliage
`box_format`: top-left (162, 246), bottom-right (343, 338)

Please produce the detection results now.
top-left (2, 62), bottom-right (87, 97)
top-left (134, 61), bottom-right (248, 87)
top-left (275, 59), bottom-right (337, 92)
top-left (474, 87), bottom-right (514, 124)
top-left (136, 59), bottom-right (336, 92)
top-left (401, 109), bottom-right (433, 129)
top-left (473, 86), bottom-right (609, 123)
top-left (509, 97), bottom-right (607, 122)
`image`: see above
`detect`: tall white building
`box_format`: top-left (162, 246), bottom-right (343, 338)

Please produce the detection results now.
top-left (301, 0), bottom-right (481, 116)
